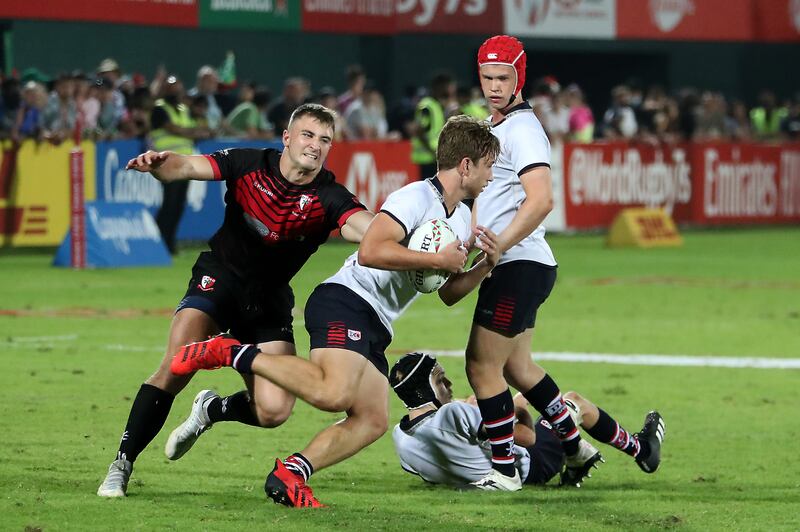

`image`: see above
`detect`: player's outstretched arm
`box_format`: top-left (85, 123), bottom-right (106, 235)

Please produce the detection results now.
top-left (438, 225), bottom-right (499, 306)
top-left (357, 213), bottom-right (465, 272)
top-left (340, 210), bottom-right (375, 243)
top-left (125, 151), bottom-right (216, 183)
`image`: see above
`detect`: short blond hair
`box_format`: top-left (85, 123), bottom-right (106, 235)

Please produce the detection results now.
top-left (437, 115), bottom-right (499, 170)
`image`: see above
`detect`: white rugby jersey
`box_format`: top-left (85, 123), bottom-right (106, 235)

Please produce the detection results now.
top-left (325, 178), bottom-right (471, 336)
top-left (392, 402), bottom-right (531, 486)
top-left (478, 102), bottom-right (557, 267)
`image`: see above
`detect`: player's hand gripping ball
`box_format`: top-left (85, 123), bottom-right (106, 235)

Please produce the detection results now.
top-left (407, 218), bottom-right (458, 293)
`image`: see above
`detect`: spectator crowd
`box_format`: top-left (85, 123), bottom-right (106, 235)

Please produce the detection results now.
top-left (1, 57), bottom-right (798, 147)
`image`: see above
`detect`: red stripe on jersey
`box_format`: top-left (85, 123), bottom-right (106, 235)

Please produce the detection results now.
top-left (204, 155), bottom-right (222, 180)
top-left (337, 206), bottom-right (366, 228)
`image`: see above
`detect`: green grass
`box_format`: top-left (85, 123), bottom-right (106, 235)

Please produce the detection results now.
top-left (1, 227), bottom-right (799, 530)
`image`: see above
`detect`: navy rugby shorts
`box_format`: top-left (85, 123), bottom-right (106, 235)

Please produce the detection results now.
top-left (304, 283), bottom-right (392, 378)
top-left (473, 260), bottom-right (557, 336)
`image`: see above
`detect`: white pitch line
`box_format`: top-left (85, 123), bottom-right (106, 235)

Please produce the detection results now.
top-left (425, 350), bottom-right (800, 369)
top-left (6, 334), bottom-right (78, 343)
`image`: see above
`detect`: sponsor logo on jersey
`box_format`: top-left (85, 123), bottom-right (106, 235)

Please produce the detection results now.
top-left (347, 329), bottom-right (362, 341)
top-left (198, 275), bottom-right (216, 292)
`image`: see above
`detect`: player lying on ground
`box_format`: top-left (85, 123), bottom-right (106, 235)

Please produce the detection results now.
top-left (168, 115), bottom-right (503, 507)
top-left (390, 353), bottom-right (665, 488)
top-left (97, 104), bottom-right (374, 498)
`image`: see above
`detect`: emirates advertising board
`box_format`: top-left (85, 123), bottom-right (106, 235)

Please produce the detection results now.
top-left (503, 0), bottom-right (616, 39)
top-left (691, 143), bottom-right (800, 225)
top-left (616, 0), bottom-right (752, 41)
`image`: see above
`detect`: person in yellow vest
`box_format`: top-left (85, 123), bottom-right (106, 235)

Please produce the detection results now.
top-left (411, 73), bottom-right (456, 180)
top-left (456, 85), bottom-right (490, 121)
top-left (150, 75), bottom-right (212, 254)
top-left (750, 90), bottom-right (788, 142)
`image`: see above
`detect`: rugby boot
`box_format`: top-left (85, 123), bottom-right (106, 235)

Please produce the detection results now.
top-left (165, 389), bottom-right (217, 460)
top-left (560, 439), bottom-right (604, 487)
top-left (170, 333), bottom-right (241, 375)
top-left (470, 468), bottom-right (523, 491)
top-left (97, 457), bottom-right (133, 497)
top-left (265, 459), bottom-right (326, 508)
top-left (635, 411), bottom-right (666, 473)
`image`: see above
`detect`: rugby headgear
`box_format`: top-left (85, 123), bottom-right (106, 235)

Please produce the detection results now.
top-left (477, 35), bottom-right (527, 97)
top-left (390, 353), bottom-right (440, 410)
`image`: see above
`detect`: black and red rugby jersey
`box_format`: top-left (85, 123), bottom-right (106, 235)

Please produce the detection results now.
top-left (204, 148), bottom-right (365, 286)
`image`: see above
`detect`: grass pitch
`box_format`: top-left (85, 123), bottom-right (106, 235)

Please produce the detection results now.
top-left (1, 227), bottom-right (799, 530)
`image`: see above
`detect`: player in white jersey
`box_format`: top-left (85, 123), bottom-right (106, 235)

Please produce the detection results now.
top-left (169, 116), bottom-right (502, 507)
top-left (389, 353), bottom-right (665, 488)
top-left (463, 35), bottom-right (648, 491)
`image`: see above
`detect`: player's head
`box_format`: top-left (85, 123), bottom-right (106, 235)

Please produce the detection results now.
top-left (390, 353), bottom-right (453, 409)
top-left (283, 103), bottom-right (336, 174)
top-left (477, 35), bottom-right (526, 111)
top-left (437, 115), bottom-right (499, 198)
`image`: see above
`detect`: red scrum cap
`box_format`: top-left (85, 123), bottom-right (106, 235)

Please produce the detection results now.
top-left (477, 35), bottom-right (527, 96)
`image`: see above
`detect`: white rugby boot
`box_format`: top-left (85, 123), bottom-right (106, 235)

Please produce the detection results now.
top-left (165, 389), bottom-right (217, 460)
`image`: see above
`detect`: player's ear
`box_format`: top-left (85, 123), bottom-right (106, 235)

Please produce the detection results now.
top-left (282, 128), bottom-right (290, 147)
top-left (459, 157), bottom-right (470, 176)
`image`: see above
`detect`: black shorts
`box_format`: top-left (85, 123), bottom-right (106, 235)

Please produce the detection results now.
top-left (473, 260), bottom-right (557, 336)
top-left (304, 283), bottom-right (392, 377)
top-left (524, 418), bottom-right (566, 485)
top-left (176, 251), bottom-right (294, 345)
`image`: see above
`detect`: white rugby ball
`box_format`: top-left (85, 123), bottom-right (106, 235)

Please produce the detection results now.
top-left (406, 218), bottom-right (458, 293)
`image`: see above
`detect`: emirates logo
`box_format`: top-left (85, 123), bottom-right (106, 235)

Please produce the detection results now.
top-left (649, 0), bottom-right (695, 33)
top-left (514, 0), bottom-right (551, 27)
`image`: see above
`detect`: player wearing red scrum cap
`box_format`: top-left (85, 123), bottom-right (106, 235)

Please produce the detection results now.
top-left (464, 35), bottom-right (617, 491)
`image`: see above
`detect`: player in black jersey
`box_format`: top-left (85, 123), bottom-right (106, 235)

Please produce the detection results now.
top-left (97, 104), bottom-right (374, 498)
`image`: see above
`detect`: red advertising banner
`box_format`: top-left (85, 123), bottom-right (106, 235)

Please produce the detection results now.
top-left (301, 0), bottom-right (502, 34)
top-left (616, 0), bottom-right (752, 41)
top-left (689, 143), bottom-right (800, 224)
top-left (0, 0), bottom-right (198, 28)
top-left (396, 0), bottom-right (503, 34)
top-left (754, 0), bottom-right (800, 42)
top-left (563, 142), bottom-right (694, 229)
top-left (301, 0), bottom-right (396, 34)
top-left (325, 141), bottom-right (419, 213)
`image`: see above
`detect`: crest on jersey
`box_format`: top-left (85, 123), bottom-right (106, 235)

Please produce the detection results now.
top-left (198, 275), bottom-right (216, 292)
top-left (299, 194), bottom-right (313, 212)
top-left (347, 329), bottom-right (362, 341)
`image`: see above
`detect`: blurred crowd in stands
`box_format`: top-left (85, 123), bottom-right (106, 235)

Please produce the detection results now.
top-left (1, 56), bottom-right (798, 146)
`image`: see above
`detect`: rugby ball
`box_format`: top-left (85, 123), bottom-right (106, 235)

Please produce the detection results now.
top-left (406, 218), bottom-right (458, 293)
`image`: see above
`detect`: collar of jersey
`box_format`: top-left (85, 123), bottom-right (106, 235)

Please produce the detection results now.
top-left (426, 175), bottom-right (455, 218)
top-left (399, 409), bottom-right (437, 433)
top-left (491, 101), bottom-right (533, 128)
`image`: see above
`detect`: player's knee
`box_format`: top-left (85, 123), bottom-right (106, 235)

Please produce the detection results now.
top-left (362, 413), bottom-right (389, 443)
top-left (254, 402), bottom-right (293, 428)
top-left (310, 389), bottom-right (352, 413)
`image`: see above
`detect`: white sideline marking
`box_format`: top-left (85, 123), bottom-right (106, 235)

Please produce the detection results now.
top-left (425, 350), bottom-right (800, 369)
top-left (7, 334), bottom-right (78, 343)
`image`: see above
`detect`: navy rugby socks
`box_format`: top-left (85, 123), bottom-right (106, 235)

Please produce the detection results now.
top-left (523, 375), bottom-right (581, 456)
top-left (585, 408), bottom-right (646, 459)
top-left (284, 453), bottom-right (314, 481)
top-left (477, 389), bottom-right (517, 477)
